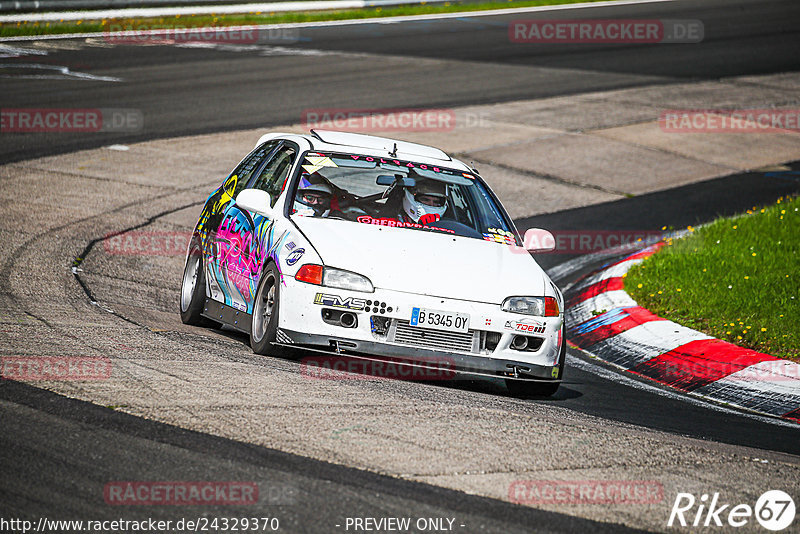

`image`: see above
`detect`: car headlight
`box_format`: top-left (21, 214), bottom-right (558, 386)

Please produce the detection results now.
top-left (323, 267), bottom-right (374, 293)
top-left (502, 296), bottom-right (560, 317)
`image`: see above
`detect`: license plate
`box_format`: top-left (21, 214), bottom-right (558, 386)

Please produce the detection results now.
top-left (409, 307), bottom-right (470, 333)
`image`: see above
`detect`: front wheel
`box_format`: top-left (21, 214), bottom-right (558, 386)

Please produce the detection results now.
top-left (505, 323), bottom-right (566, 397)
top-left (505, 378), bottom-right (560, 397)
top-left (250, 263), bottom-right (280, 355)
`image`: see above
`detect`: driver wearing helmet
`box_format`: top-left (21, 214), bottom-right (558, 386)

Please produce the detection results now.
top-left (401, 177), bottom-right (448, 225)
top-left (293, 173), bottom-right (333, 217)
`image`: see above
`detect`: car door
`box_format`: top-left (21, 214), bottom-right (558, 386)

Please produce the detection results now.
top-left (214, 142), bottom-right (298, 312)
top-left (206, 140), bottom-right (280, 305)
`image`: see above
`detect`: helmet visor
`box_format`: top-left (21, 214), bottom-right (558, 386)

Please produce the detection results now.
top-left (414, 193), bottom-right (447, 208)
top-left (301, 191), bottom-right (330, 206)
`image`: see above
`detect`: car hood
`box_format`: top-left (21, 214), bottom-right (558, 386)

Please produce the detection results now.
top-left (292, 217), bottom-right (548, 303)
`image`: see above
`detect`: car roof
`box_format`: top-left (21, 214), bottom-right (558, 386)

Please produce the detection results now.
top-left (256, 130), bottom-right (473, 173)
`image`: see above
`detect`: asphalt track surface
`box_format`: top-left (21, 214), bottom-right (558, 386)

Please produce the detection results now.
top-left (1, 0), bottom-right (799, 163)
top-left (2, 380), bottom-right (639, 533)
top-left (2, 0), bottom-right (800, 531)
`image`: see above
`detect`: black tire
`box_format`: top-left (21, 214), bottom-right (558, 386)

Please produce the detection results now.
top-left (180, 240), bottom-right (221, 328)
top-left (250, 263), bottom-right (280, 355)
top-left (505, 323), bottom-right (566, 397)
top-left (180, 241), bottom-right (206, 325)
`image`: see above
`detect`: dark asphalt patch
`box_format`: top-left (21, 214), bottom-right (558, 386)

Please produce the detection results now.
top-left (0, 379), bottom-right (644, 533)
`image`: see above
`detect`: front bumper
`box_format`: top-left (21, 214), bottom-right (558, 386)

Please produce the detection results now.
top-left (278, 275), bottom-right (564, 380)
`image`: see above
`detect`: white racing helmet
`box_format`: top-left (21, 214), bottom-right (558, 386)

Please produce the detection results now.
top-left (402, 178), bottom-right (448, 224)
top-left (295, 174), bottom-right (333, 216)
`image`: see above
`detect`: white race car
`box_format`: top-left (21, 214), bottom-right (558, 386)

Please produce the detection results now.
top-left (180, 130), bottom-right (565, 395)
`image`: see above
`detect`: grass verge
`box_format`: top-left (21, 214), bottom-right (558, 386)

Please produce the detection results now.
top-left (1, 0), bottom-right (606, 38)
top-left (626, 195), bottom-right (799, 362)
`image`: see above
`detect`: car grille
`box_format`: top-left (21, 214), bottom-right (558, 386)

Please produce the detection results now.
top-left (391, 320), bottom-right (477, 353)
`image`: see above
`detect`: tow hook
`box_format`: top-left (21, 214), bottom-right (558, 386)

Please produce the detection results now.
top-left (505, 365), bottom-right (533, 378)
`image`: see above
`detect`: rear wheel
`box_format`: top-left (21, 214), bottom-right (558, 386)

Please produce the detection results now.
top-left (505, 323), bottom-right (566, 397)
top-left (180, 240), bottom-right (221, 328)
top-left (180, 242), bottom-right (206, 325)
top-left (250, 263), bottom-right (280, 355)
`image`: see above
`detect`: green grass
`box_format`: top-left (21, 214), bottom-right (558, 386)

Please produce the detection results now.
top-left (1, 0), bottom-right (606, 38)
top-left (626, 195), bottom-right (799, 361)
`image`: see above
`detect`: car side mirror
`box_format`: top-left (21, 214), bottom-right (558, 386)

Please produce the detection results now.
top-left (523, 228), bottom-right (556, 253)
top-left (236, 189), bottom-right (274, 218)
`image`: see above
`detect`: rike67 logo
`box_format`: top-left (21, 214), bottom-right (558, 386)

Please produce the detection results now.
top-left (668, 490), bottom-right (795, 531)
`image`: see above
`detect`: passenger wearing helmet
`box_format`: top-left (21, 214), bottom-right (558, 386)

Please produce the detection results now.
top-left (294, 173), bottom-right (333, 217)
top-left (401, 177), bottom-right (448, 225)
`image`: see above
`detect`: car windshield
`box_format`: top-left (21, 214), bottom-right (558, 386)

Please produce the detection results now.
top-left (289, 151), bottom-right (518, 245)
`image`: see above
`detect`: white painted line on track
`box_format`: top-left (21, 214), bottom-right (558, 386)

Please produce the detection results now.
top-left (0, 62), bottom-right (121, 80)
top-left (0, 0), bottom-right (678, 39)
top-left (0, 43), bottom-right (48, 57)
top-left (172, 41), bottom-right (365, 56)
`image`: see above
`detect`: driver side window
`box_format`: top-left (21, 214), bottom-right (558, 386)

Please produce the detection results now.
top-left (228, 141), bottom-right (280, 198)
top-left (250, 144), bottom-right (297, 206)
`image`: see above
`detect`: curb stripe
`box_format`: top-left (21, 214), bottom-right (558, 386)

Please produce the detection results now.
top-left (569, 242), bottom-right (663, 294)
top-left (569, 306), bottom-right (664, 348)
top-left (600, 242), bottom-right (664, 270)
top-left (630, 339), bottom-right (777, 392)
top-left (570, 259), bottom-right (642, 293)
top-left (563, 241), bottom-right (798, 424)
top-left (784, 409), bottom-right (800, 423)
top-left (567, 276), bottom-right (624, 307)
top-left (565, 289), bottom-right (637, 327)
top-left (587, 320), bottom-right (713, 369)
top-left (694, 377), bottom-right (800, 418)
top-left (694, 360), bottom-right (800, 417)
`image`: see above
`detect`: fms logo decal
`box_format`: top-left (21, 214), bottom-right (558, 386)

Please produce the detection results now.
top-left (313, 293), bottom-right (367, 311)
top-left (286, 248), bottom-right (305, 266)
